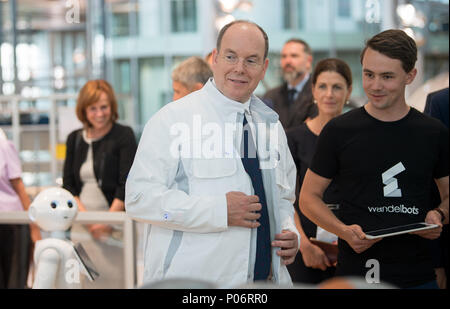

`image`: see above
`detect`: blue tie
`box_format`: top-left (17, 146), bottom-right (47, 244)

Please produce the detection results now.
top-left (287, 89), bottom-right (297, 105)
top-left (241, 114), bottom-right (271, 281)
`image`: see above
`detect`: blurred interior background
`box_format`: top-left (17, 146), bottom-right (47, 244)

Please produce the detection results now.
top-left (0, 0), bottom-right (448, 190)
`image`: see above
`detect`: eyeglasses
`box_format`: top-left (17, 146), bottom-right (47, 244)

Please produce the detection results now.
top-left (221, 53), bottom-right (263, 69)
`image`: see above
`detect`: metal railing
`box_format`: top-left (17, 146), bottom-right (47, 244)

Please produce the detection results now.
top-left (0, 211), bottom-right (137, 289)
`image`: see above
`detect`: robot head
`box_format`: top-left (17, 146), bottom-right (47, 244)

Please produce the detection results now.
top-left (29, 187), bottom-right (78, 232)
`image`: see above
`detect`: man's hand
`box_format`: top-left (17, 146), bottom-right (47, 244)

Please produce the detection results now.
top-left (343, 225), bottom-right (382, 254)
top-left (272, 230), bottom-right (298, 265)
top-left (411, 210), bottom-right (442, 240)
top-left (299, 240), bottom-right (331, 271)
top-left (226, 192), bottom-right (262, 228)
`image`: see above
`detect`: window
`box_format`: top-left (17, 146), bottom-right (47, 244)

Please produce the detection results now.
top-left (170, 0), bottom-right (197, 33)
top-left (338, 0), bottom-right (351, 18)
top-left (282, 0), bottom-right (304, 30)
top-left (112, 12), bottom-right (130, 37)
top-left (110, 2), bottom-right (139, 37)
top-left (113, 60), bottom-right (131, 120)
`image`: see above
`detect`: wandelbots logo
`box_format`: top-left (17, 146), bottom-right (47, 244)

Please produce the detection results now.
top-left (382, 162), bottom-right (405, 198)
top-left (367, 162), bottom-right (419, 216)
top-left (368, 204), bottom-right (419, 215)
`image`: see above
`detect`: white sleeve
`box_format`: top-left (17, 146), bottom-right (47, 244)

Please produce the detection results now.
top-left (275, 122), bottom-right (300, 248)
top-left (125, 108), bottom-right (228, 234)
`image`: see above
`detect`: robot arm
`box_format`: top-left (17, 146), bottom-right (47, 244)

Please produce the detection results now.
top-left (33, 248), bottom-right (60, 289)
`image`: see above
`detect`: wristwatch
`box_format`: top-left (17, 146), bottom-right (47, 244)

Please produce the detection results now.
top-left (433, 208), bottom-right (446, 223)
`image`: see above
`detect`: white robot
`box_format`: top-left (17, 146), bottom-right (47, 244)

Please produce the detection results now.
top-left (29, 187), bottom-right (93, 289)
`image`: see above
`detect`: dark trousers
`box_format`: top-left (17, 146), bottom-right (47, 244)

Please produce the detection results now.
top-left (0, 224), bottom-right (31, 289)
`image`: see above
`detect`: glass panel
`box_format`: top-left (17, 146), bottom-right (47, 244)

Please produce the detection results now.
top-left (282, 0), bottom-right (292, 30)
top-left (297, 0), bottom-right (304, 29)
top-left (338, 0), bottom-right (351, 18)
top-left (138, 57), bottom-right (166, 124)
top-left (112, 12), bottom-right (130, 37)
top-left (170, 0), bottom-right (197, 33)
top-left (110, 1), bottom-right (139, 37)
top-left (282, 0), bottom-right (303, 30)
top-left (111, 59), bottom-right (133, 125)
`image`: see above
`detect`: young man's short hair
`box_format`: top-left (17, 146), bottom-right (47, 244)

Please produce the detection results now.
top-left (360, 29), bottom-right (417, 73)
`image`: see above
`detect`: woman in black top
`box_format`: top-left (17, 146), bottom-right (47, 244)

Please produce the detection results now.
top-left (286, 58), bottom-right (353, 284)
top-left (62, 80), bottom-right (136, 288)
top-left (63, 80), bottom-right (137, 238)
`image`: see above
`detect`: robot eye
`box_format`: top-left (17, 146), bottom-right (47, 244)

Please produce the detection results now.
top-left (51, 201), bottom-right (58, 209)
top-left (68, 201), bottom-right (73, 208)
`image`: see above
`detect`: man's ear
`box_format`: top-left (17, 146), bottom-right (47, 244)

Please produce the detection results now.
top-left (261, 58), bottom-right (269, 78)
top-left (307, 55), bottom-right (313, 71)
top-left (406, 68), bottom-right (417, 85)
top-left (212, 48), bottom-right (219, 65)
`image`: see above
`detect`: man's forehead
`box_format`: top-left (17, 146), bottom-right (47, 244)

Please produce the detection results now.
top-left (221, 37), bottom-right (265, 58)
top-left (222, 23), bottom-right (265, 52)
top-left (363, 48), bottom-right (404, 72)
top-left (283, 42), bottom-right (304, 52)
top-left (363, 67), bottom-right (395, 75)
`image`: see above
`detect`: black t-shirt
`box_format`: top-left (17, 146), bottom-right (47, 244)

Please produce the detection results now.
top-left (287, 123), bottom-right (340, 238)
top-left (310, 107), bottom-right (449, 288)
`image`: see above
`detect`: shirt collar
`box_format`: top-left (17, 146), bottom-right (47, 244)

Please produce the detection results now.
top-left (242, 98), bottom-right (251, 115)
top-left (288, 73), bottom-right (310, 93)
top-left (207, 78), bottom-right (251, 115)
top-left (204, 78), bottom-right (279, 124)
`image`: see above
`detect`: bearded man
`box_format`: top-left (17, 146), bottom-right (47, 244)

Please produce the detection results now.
top-left (263, 39), bottom-right (317, 129)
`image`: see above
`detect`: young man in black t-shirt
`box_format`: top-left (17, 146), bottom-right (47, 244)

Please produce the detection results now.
top-left (299, 30), bottom-right (449, 288)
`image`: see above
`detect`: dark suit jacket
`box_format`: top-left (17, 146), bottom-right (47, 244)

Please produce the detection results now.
top-left (262, 78), bottom-right (317, 130)
top-left (423, 87), bottom-right (449, 272)
top-left (424, 88), bottom-right (449, 128)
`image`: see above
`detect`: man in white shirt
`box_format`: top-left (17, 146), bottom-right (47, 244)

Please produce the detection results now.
top-left (125, 20), bottom-right (299, 288)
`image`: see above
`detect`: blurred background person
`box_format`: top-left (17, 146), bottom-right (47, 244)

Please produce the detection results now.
top-left (263, 39), bottom-right (317, 130)
top-left (0, 129), bottom-right (41, 288)
top-left (62, 79), bottom-right (137, 288)
top-left (424, 87), bottom-right (449, 289)
top-left (424, 88), bottom-right (449, 128)
top-left (172, 56), bottom-right (213, 101)
top-left (286, 58), bottom-right (353, 284)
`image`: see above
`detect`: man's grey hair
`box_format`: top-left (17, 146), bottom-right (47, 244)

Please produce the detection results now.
top-left (171, 56), bottom-right (213, 90)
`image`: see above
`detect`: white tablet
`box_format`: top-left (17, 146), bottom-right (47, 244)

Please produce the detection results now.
top-left (364, 222), bottom-right (440, 239)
